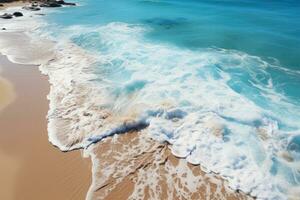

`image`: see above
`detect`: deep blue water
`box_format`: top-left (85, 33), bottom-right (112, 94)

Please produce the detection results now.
top-left (43, 1), bottom-right (300, 199)
top-left (48, 0), bottom-right (300, 70)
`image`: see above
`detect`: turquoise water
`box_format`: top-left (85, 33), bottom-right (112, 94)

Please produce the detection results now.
top-left (49, 0), bottom-right (300, 68)
top-left (47, 0), bottom-right (300, 100)
top-left (44, 0), bottom-right (300, 199)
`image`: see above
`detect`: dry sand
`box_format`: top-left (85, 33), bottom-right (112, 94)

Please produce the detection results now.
top-left (0, 75), bottom-right (15, 111)
top-left (0, 55), bottom-right (91, 200)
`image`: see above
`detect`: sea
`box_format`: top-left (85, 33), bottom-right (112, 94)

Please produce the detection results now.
top-left (6, 0), bottom-right (300, 199)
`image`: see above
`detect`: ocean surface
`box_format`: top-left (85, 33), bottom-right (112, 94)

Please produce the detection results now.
top-left (40, 0), bottom-right (300, 199)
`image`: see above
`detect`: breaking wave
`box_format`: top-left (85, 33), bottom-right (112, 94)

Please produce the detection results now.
top-left (41, 22), bottom-right (300, 199)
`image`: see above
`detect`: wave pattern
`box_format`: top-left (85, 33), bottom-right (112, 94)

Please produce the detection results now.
top-left (2, 4), bottom-right (300, 200)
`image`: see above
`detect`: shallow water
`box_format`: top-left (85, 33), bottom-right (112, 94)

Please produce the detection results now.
top-left (37, 0), bottom-right (300, 199)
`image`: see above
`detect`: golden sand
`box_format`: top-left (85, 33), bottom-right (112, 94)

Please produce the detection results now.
top-left (0, 55), bottom-right (91, 200)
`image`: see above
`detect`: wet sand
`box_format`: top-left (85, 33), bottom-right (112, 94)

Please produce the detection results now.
top-left (0, 55), bottom-right (91, 200)
top-left (87, 131), bottom-right (251, 200)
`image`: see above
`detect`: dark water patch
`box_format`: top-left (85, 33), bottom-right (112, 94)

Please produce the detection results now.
top-left (143, 17), bottom-right (188, 30)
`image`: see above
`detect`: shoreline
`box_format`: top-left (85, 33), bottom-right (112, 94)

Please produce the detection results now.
top-left (0, 3), bottom-right (258, 200)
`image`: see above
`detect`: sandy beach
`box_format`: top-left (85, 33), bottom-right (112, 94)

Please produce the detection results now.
top-left (0, 55), bottom-right (91, 200)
